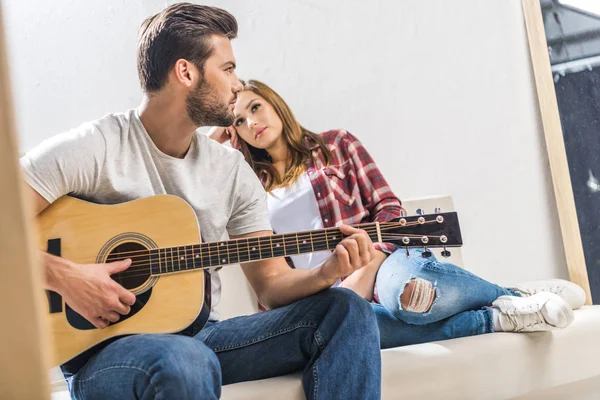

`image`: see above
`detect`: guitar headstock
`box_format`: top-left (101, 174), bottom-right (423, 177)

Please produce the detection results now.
top-left (379, 209), bottom-right (462, 257)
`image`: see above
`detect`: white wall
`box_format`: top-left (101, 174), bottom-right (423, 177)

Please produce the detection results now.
top-left (2, 0), bottom-right (568, 285)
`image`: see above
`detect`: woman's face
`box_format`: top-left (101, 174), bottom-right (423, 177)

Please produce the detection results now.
top-left (232, 90), bottom-right (284, 150)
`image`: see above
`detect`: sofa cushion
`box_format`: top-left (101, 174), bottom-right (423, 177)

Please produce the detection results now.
top-left (220, 306), bottom-right (600, 399)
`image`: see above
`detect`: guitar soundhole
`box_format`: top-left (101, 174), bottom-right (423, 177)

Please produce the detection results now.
top-left (66, 242), bottom-right (154, 331)
top-left (107, 242), bottom-right (152, 289)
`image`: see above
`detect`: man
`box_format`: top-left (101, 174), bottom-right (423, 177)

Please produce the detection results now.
top-left (22, 3), bottom-right (381, 399)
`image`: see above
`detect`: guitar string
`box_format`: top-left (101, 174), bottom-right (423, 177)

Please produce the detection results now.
top-left (104, 233), bottom-right (452, 281)
top-left (63, 219), bottom-right (443, 261)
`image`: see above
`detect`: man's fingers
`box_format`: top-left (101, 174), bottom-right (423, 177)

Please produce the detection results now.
top-left (107, 258), bottom-right (132, 274)
top-left (341, 237), bottom-right (359, 264)
top-left (335, 244), bottom-right (350, 268)
top-left (117, 287), bottom-right (136, 306)
top-left (338, 224), bottom-right (362, 235)
top-left (104, 311), bottom-right (121, 323)
top-left (113, 301), bottom-right (131, 315)
top-left (92, 317), bottom-right (109, 329)
top-left (355, 232), bottom-right (373, 265)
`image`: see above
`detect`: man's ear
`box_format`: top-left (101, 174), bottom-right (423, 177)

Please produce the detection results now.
top-left (171, 59), bottom-right (199, 89)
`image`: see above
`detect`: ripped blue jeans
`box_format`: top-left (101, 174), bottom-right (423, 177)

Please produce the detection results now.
top-left (374, 248), bottom-right (520, 348)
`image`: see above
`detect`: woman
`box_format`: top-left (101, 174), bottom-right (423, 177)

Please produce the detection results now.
top-left (209, 79), bottom-right (585, 348)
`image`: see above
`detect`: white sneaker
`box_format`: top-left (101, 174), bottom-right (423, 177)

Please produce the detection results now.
top-left (492, 292), bottom-right (574, 332)
top-left (510, 279), bottom-right (586, 310)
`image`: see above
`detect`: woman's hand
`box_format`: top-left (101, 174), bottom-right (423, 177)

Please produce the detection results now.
top-left (207, 126), bottom-right (240, 149)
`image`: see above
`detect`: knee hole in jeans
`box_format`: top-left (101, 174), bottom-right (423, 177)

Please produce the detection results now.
top-left (400, 279), bottom-right (436, 313)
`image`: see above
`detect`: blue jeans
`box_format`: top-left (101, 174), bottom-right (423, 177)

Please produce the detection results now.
top-left (67, 288), bottom-right (381, 400)
top-left (374, 248), bottom-right (519, 349)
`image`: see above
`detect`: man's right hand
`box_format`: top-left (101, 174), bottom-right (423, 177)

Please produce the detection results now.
top-left (47, 254), bottom-right (136, 329)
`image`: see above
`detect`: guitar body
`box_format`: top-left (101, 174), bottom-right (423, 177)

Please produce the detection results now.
top-left (36, 195), bottom-right (207, 367)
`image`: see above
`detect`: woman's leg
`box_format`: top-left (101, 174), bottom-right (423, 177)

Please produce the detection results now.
top-left (376, 248), bottom-right (518, 325)
top-left (371, 303), bottom-right (493, 349)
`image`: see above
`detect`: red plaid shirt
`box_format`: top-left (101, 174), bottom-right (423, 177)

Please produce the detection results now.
top-left (261, 129), bottom-right (403, 255)
top-left (256, 130), bottom-right (402, 310)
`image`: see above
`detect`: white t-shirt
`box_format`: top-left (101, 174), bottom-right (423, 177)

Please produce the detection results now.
top-left (20, 108), bottom-right (272, 320)
top-left (267, 173), bottom-right (337, 284)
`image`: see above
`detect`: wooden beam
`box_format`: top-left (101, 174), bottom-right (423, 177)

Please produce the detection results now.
top-left (0, 3), bottom-right (52, 399)
top-left (522, 0), bottom-right (592, 304)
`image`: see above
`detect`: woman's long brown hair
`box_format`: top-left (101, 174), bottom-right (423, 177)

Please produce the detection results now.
top-left (236, 80), bottom-right (331, 191)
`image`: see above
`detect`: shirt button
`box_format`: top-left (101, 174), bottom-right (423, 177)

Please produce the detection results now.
top-left (324, 219), bottom-right (329, 223)
top-left (317, 192), bottom-right (321, 197)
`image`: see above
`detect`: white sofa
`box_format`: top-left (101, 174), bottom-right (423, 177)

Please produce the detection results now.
top-left (51, 196), bottom-right (600, 399)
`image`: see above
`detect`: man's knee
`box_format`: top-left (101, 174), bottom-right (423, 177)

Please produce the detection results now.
top-left (326, 287), bottom-right (377, 327)
top-left (400, 278), bottom-right (436, 313)
top-left (149, 336), bottom-right (221, 398)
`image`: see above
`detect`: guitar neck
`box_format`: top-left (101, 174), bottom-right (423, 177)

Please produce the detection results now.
top-left (147, 222), bottom-right (381, 275)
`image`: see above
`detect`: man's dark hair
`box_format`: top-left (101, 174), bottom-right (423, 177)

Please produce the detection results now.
top-left (137, 3), bottom-right (238, 93)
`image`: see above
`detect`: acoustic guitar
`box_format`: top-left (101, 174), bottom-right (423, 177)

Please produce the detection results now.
top-left (37, 194), bottom-right (462, 367)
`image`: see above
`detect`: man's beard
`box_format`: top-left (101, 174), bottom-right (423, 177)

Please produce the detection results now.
top-left (186, 79), bottom-right (235, 127)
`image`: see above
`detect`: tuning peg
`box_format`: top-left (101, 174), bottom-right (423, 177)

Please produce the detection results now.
top-left (405, 247), bottom-right (410, 258)
top-left (416, 208), bottom-right (424, 216)
top-left (400, 209), bottom-right (406, 217)
top-left (435, 207), bottom-right (441, 214)
top-left (441, 247), bottom-right (451, 258)
top-left (421, 248), bottom-right (432, 258)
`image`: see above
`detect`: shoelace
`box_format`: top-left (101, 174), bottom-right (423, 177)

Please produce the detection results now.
top-left (525, 286), bottom-right (563, 296)
top-left (504, 305), bottom-right (546, 331)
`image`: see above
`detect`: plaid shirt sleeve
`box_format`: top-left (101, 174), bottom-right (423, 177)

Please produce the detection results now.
top-left (337, 131), bottom-right (404, 254)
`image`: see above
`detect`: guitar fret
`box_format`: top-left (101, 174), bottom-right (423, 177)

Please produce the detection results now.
top-left (259, 236), bottom-right (271, 259)
top-left (178, 246), bottom-right (186, 271)
top-left (169, 247), bottom-right (173, 272)
top-left (172, 247), bottom-right (178, 272)
top-left (298, 233), bottom-right (313, 254)
top-left (173, 247), bottom-right (178, 272)
top-left (197, 244), bottom-right (203, 269)
top-left (191, 245), bottom-right (198, 269)
top-left (185, 246), bottom-right (194, 270)
top-left (328, 230), bottom-right (340, 249)
top-left (208, 242), bottom-right (220, 267)
top-left (313, 230), bottom-right (329, 251)
top-left (163, 248), bottom-right (169, 272)
top-left (283, 234), bottom-right (298, 256)
top-left (246, 238), bottom-right (251, 262)
top-left (149, 249), bottom-right (159, 275)
top-left (226, 240), bottom-right (239, 264)
top-left (220, 241), bottom-right (229, 265)
top-left (271, 235), bottom-right (285, 258)
top-left (237, 239), bottom-right (249, 263)
top-left (248, 237), bottom-right (260, 261)
top-left (201, 243), bottom-right (210, 269)
top-left (206, 242), bottom-right (211, 268)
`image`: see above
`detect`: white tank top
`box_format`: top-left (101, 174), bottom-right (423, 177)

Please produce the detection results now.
top-left (267, 173), bottom-right (337, 283)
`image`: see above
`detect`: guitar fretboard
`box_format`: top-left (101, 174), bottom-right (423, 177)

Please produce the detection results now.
top-left (148, 224), bottom-right (379, 275)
